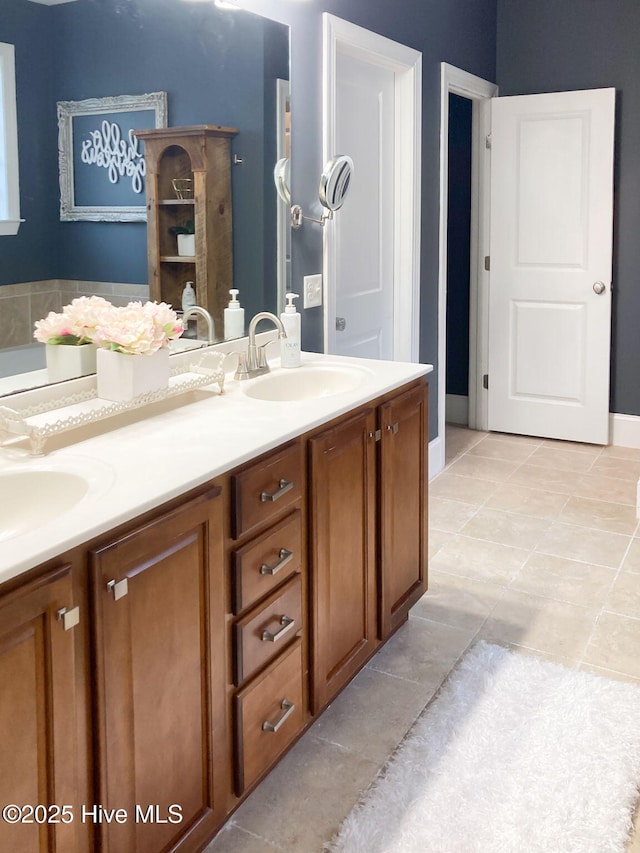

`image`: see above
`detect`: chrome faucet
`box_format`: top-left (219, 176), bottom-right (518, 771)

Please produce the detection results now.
top-left (182, 305), bottom-right (216, 345)
top-left (235, 311), bottom-right (287, 380)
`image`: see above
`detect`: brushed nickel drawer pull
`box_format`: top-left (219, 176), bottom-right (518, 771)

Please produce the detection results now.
top-left (262, 615), bottom-right (295, 643)
top-left (260, 479), bottom-right (293, 503)
top-left (56, 606), bottom-right (80, 631)
top-left (106, 578), bottom-right (128, 600)
top-left (262, 699), bottom-right (295, 733)
top-left (260, 548), bottom-right (293, 576)
top-left (386, 422), bottom-right (399, 434)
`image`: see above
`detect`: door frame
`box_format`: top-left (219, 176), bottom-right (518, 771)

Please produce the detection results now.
top-left (322, 14), bottom-right (422, 362)
top-left (434, 62), bottom-right (497, 476)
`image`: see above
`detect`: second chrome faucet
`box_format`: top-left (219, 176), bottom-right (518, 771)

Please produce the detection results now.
top-left (235, 312), bottom-right (287, 380)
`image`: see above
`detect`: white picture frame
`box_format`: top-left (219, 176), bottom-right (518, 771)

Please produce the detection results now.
top-left (57, 91), bottom-right (168, 222)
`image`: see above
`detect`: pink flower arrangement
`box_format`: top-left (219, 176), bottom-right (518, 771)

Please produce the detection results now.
top-left (34, 297), bottom-right (183, 355)
top-left (93, 301), bottom-right (184, 356)
top-left (33, 295), bottom-right (113, 346)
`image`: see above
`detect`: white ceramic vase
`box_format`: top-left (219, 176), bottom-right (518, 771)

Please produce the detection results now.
top-left (46, 343), bottom-right (97, 383)
top-left (176, 233), bottom-right (195, 257)
top-left (96, 347), bottom-right (170, 402)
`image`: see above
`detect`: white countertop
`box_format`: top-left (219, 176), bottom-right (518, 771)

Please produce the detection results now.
top-left (0, 348), bottom-right (432, 586)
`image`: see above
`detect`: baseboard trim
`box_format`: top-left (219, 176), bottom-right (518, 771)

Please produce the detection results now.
top-left (445, 394), bottom-right (469, 426)
top-left (610, 413), bottom-right (640, 449)
top-left (429, 435), bottom-right (444, 480)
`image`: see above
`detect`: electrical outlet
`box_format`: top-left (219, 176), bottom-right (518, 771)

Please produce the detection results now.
top-left (304, 274), bottom-right (323, 309)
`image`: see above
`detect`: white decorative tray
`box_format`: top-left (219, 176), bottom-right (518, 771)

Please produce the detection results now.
top-left (0, 351), bottom-right (226, 456)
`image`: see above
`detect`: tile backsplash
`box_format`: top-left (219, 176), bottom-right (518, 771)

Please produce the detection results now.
top-left (0, 280), bottom-right (149, 350)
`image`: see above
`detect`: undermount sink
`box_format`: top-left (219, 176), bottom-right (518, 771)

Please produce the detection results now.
top-left (0, 458), bottom-right (114, 543)
top-left (243, 363), bottom-right (372, 402)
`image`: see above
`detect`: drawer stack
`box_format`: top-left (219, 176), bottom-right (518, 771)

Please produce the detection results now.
top-left (228, 440), bottom-right (307, 795)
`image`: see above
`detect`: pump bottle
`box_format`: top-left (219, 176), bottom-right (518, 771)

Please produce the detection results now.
top-left (181, 282), bottom-right (197, 337)
top-left (224, 289), bottom-right (245, 339)
top-left (181, 281), bottom-right (196, 311)
top-left (280, 292), bottom-right (301, 368)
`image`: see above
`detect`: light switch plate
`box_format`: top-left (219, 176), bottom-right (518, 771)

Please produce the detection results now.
top-left (303, 274), bottom-right (323, 309)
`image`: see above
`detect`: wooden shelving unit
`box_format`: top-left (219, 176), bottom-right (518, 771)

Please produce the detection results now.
top-left (136, 125), bottom-right (238, 336)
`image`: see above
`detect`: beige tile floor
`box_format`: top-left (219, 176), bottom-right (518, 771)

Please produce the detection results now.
top-left (206, 426), bottom-right (640, 852)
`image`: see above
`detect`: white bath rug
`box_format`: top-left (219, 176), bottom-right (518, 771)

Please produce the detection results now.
top-left (327, 641), bottom-right (640, 853)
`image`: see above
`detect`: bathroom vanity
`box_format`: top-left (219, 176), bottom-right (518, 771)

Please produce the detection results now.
top-left (0, 350), bottom-right (430, 853)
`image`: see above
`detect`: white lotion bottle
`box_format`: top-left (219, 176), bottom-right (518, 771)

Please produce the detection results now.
top-left (224, 289), bottom-right (245, 339)
top-left (181, 281), bottom-right (197, 337)
top-left (280, 292), bottom-right (301, 368)
top-left (181, 281), bottom-right (196, 312)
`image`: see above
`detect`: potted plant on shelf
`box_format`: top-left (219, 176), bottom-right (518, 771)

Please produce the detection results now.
top-left (169, 219), bottom-right (195, 257)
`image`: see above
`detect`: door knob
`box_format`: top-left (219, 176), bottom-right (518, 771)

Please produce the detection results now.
top-left (593, 281), bottom-right (606, 295)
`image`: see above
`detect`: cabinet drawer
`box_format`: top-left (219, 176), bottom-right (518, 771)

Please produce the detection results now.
top-left (231, 442), bottom-right (302, 539)
top-left (231, 511), bottom-right (302, 614)
top-left (234, 638), bottom-right (304, 795)
top-left (233, 573), bottom-right (302, 686)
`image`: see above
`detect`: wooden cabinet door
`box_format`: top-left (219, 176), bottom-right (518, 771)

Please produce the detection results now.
top-left (0, 566), bottom-right (80, 853)
top-left (91, 487), bottom-right (228, 853)
top-left (378, 382), bottom-right (428, 639)
top-left (309, 408), bottom-right (378, 713)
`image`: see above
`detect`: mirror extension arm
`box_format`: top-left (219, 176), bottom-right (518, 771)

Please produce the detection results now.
top-left (284, 155), bottom-right (354, 230)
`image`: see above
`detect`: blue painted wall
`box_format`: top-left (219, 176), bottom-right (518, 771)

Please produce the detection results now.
top-left (496, 0), bottom-right (640, 418)
top-left (1, 0), bottom-right (59, 283)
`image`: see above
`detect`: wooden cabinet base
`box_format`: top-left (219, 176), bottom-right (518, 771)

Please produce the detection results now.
top-left (0, 377), bottom-right (428, 853)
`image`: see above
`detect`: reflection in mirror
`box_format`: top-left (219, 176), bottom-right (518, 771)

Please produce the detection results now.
top-left (274, 81), bottom-right (291, 313)
top-left (0, 0), bottom-right (290, 396)
top-left (274, 158), bottom-right (292, 206)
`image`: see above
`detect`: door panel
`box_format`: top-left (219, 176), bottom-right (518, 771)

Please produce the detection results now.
top-left (309, 409), bottom-right (377, 713)
top-left (0, 568), bottom-right (79, 853)
top-left (516, 114), bottom-right (589, 266)
top-left (332, 52), bottom-right (394, 360)
top-left (511, 301), bottom-right (586, 401)
top-left (488, 88), bottom-right (615, 444)
top-left (378, 383), bottom-right (428, 639)
top-left (91, 489), bottom-right (227, 853)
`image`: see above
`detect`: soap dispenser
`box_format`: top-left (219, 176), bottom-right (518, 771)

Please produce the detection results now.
top-left (280, 292), bottom-right (301, 368)
top-left (181, 281), bottom-right (197, 337)
top-left (224, 289), bottom-right (245, 339)
top-left (182, 281), bottom-right (196, 312)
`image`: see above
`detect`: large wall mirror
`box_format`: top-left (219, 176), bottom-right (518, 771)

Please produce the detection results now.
top-left (0, 0), bottom-right (290, 395)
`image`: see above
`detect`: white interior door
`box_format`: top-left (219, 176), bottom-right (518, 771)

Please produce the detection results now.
top-left (323, 15), bottom-right (422, 363)
top-left (332, 54), bottom-right (395, 359)
top-left (488, 88), bottom-right (615, 444)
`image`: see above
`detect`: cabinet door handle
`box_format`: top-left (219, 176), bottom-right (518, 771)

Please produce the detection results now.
top-left (260, 548), bottom-right (293, 576)
top-left (106, 578), bottom-right (129, 600)
top-left (260, 479), bottom-right (293, 503)
top-left (261, 615), bottom-right (295, 643)
top-left (386, 422), bottom-right (399, 435)
top-left (262, 699), bottom-right (295, 733)
top-left (56, 606), bottom-right (80, 631)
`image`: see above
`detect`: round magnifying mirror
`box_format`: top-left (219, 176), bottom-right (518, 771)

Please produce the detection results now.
top-left (319, 154), bottom-right (354, 212)
top-left (273, 157), bottom-right (291, 206)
